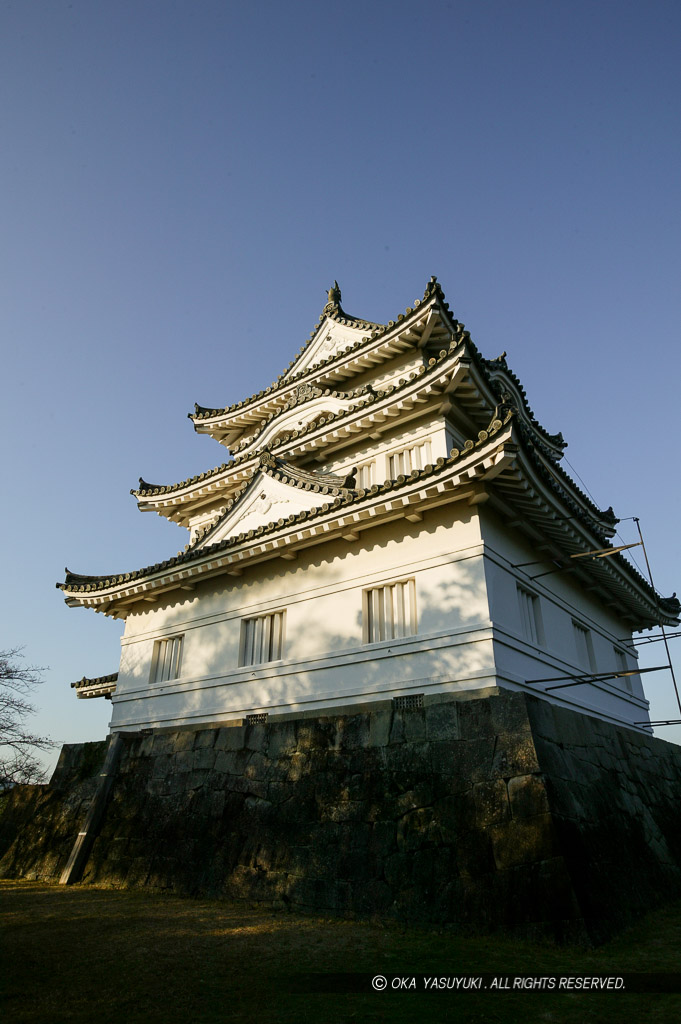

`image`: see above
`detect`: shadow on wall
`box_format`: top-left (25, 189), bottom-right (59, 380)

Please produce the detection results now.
top-left (118, 508), bottom-right (491, 713)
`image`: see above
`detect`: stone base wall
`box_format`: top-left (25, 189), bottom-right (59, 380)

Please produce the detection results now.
top-left (2, 693), bottom-right (681, 943)
top-left (0, 741), bottom-right (108, 878)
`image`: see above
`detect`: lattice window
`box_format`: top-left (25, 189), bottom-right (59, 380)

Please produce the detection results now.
top-left (517, 586), bottom-right (544, 646)
top-left (239, 611), bottom-right (286, 666)
top-left (150, 636), bottom-right (183, 684)
top-left (392, 693), bottom-right (424, 710)
top-left (363, 579), bottom-right (417, 643)
top-left (388, 439), bottom-right (432, 477)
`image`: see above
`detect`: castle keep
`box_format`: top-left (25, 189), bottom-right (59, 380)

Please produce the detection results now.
top-left (3, 279), bottom-right (680, 941)
top-left (59, 279), bottom-right (678, 732)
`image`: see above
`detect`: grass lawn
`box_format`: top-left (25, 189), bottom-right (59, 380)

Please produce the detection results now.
top-left (1, 880), bottom-right (680, 1023)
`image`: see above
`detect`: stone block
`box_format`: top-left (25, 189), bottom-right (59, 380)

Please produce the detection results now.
top-left (353, 878), bottom-right (393, 915)
top-left (228, 776), bottom-right (269, 801)
top-left (192, 747), bottom-right (216, 772)
top-left (320, 797), bottom-right (368, 824)
top-left (490, 733), bottom-right (540, 778)
top-left (170, 731), bottom-right (197, 752)
top-left (424, 702), bottom-right (459, 742)
top-left (266, 780), bottom-right (291, 805)
top-left (531, 736), bottom-right (574, 781)
top-left (244, 795), bottom-right (273, 816)
top-left (431, 737), bottom-right (495, 784)
top-left (341, 744), bottom-right (389, 774)
top-left (295, 718), bottom-right (337, 752)
top-left (368, 819), bottom-right (397, 856)
top-left (150, 733), bottom-right (177, 757)
top-left (215, 726), bottom-right (246, 752)
top-left (213, 749), bottom-right (239, 775)
top-left (456, 698), bottom-right (495, 739)
top-left (187, 769), bottom-right (211, 792)
top-left (379, 742), bottom-right (411, 774)
top-left (243, 751), bottom-right (268, 782)
top-left (395, 780), bottom-right (435, 817)
top-left (489, 692), bottom-right (532, 735)
top-left (389, 712), bottom-right (405, 745)
top-left (331, 714), bottom-right (369, 750)
top-left (456, 829), bottom-right (496, 879)
top-left (172, 750), bottom-right (194, 774)
top-left (411, 845), bottom-right (457, 894)
top-left (193, 728), bottom-right (219, 750)
top-left (151, 754), bottom-right (174, 780)
top-left (472, 779), bottom-right (511, 827)
top-left (267, 721), bottom-right (298, 759)
top-left (435, 790), bottom-right (476, 840)
top-left (123, 856), bottom-right (153, 887)
top-left (507, 774), bottom-right (550, 819)
top-left (284, 751), bottom-right (309, 782)
top-left (244, 723), bottom-right (268, 753)
top-left (368, 710), bottom-right (391, 747)
top-left (396, 807), bottom-right (439, 852)
top-left (384, 850), bottom-right (411, 889)
top-left (403, 709), bottom-right (426, 742)
top-left (489, 814), bottom-right (558, 871)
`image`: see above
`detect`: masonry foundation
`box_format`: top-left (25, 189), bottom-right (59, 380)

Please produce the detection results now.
top-left (2, 691), bottom-right (681, 943)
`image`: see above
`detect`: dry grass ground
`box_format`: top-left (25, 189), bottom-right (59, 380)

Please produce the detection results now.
top-left (1, 879), bottom-right (680, 1024)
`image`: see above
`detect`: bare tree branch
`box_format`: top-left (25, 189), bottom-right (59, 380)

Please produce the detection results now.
top-left (0, 648), bottom-right (57, 789)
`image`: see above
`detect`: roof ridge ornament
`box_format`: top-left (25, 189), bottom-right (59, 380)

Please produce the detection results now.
top-left (323, 280), bottom-right (342, 314)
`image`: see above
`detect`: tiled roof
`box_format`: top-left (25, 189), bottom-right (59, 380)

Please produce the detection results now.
top-left (482, 353), bottom-right (567, 454)
top-left (144, 279), bottom-right (569, 505)
top-left (70, 672), bottom-right (118, 702)
top-left (58, 412), bottom-right (655, 610)
top-left (190, 277), bottom-right (443, 423)
top-left (71, 672), bottom-right (118, 689)
top-left (131, 340), bottom-right (459, 500)
top-left (60, 413), bottom-right (511, 593)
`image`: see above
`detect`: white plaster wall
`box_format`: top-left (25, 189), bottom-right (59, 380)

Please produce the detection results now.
top-left (112, 506), bottom-right (493, 730)
top-left (479, 508), bottom-right (649, 729)
top-left (108, 499), bottom-right (652, 734)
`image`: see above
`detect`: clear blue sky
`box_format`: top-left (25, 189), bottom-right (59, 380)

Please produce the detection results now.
top-left (2, 0), bottom-right (680, 770)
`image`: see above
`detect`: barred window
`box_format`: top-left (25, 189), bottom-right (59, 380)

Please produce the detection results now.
top-left (150, 636), bottom-right (183, 684)
top-left (517, 586), bottom-right (544, 646)
top-left (363, 579), bottom-right (417, 644)
top-left (240, 611), bottom-right (286, 666)
top-left (614, 645), bottom-right (633, 692)
top-left (357, 460), bottom-right (376, 489)
top-left (388, 439), bottom-right (432, 477)
top-left (573, 621), bottom-right (596, 670)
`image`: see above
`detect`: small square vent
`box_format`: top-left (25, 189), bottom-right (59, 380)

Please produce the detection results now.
top-left (245, 712), bottom-right (269, 725)
top-left (392, 693), bottom-right (424, 711)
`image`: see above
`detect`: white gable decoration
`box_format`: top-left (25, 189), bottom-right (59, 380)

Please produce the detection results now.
top-left (283, 316), bottom-right (369, 381)
top-left (193, 469), bottom-right (331, 549)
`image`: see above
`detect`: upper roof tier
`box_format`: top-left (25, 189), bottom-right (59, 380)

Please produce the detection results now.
top-left (189, 278), bottom-right (564, 446)
top-left (59, 277), bottom-right (680, 632)
top-left (136, 279), bottom-right (569, 524)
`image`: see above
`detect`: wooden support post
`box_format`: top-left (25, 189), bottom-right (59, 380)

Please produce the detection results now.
top-left (59, 733), bottom-right (124, 886)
